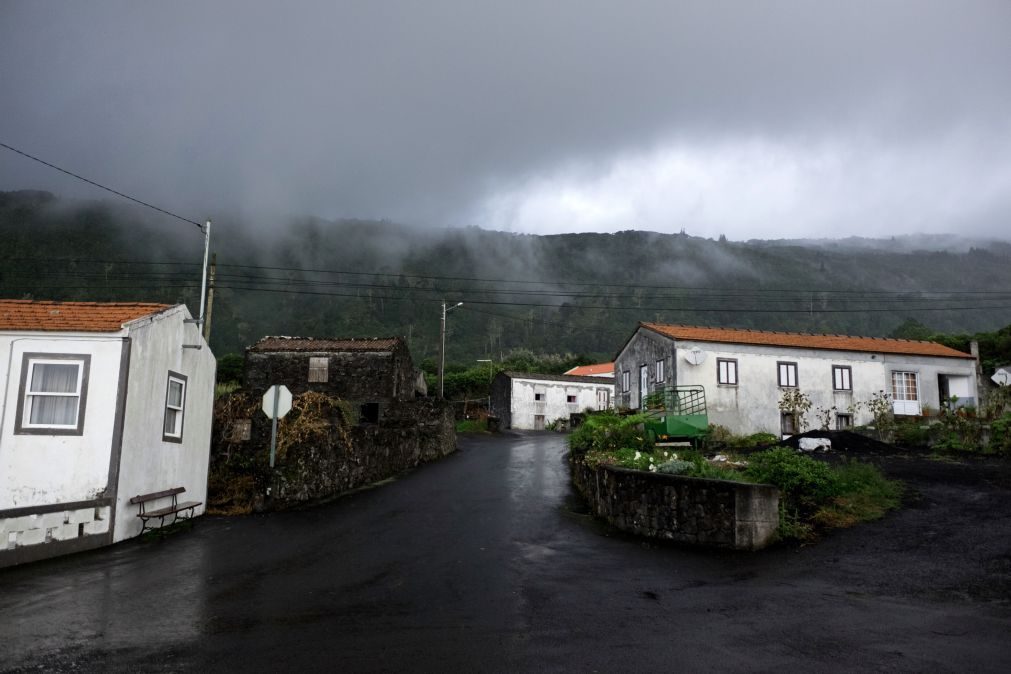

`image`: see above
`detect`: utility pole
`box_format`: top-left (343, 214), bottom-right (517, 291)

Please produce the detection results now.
top-left (438, 300), bottom-right (463, 399)
top-left (198, 220), bottom-right (211, 327)
top-left (202, 253), bottom-right (216, 342)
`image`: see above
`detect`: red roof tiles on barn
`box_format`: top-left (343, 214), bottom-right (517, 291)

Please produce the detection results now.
top-left (640, 323), bottom-right (975, 360)
top-left (249, 336), bottom-right (404, 352)
top-left (0, 300), bottom-right (173, 332)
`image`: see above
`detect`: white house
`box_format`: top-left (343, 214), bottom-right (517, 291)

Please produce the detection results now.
top-left (614, 323), bottom-right (978, 436)
top-left (491, 371), bottom-right (615, 430)
top-left (0, 300), bottom-right (215, 567)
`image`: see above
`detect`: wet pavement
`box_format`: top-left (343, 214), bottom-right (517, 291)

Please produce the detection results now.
top-left (1, 432), bottom-right (1009, 672)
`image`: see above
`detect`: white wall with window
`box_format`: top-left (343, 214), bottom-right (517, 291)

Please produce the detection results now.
top-left (671, 339), bottom-right (968, 436)
top-left (114, 309), bottom-right (215, 542)
top-left (0, 337), bottom-right (123, 510)
top-left (502, 374), bottom-right (615, 430)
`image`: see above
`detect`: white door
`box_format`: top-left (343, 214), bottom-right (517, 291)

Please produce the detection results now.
top-left (639, 365), bottom-right (649, 409)
top-left (891, 371), bottom-right (921, 416)
top-left (596, 388), bottom-right (610, 410)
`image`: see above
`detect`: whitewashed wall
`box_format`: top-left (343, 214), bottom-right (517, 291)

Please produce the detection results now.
top-left (114, 306), bottom-right (215, 542)
top-left (0, 332), bottom-right (125, 509)
top-left (509, 377), bottom-right (613, 430)
top-left (674, 339), bottom-right (976, 435)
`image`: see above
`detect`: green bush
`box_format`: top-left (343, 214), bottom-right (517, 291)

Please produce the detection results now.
top-left (744, 448), bottom-right (840, 516)
top-left (657, 459), bottom-right (695, 475)
top-left (893, 420), bottom-right (932, 447)
top-left (989, 413), bottom-right (1011, 455)
top-left (568, 411), bottom-right (653, 455)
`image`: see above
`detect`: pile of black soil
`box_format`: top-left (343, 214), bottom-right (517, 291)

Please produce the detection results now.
top-left (777, 429), bottom-right (913, 455)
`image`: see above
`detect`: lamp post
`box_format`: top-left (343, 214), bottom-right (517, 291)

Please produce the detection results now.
top-left (477, 359), bottom-right (492, 412)
top-left (438, 300), bottom-right (463, 399)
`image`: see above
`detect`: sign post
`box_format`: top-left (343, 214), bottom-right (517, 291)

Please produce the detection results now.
top-left (262, 384), bottom-right (293, 469)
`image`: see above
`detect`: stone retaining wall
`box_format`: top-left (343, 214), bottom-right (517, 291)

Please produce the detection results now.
top-left (570, 455), bottom-right (779, 550)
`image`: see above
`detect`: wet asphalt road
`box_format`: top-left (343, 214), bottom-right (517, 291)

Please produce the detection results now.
top-left (1, 432), bottom-right (1009, 673)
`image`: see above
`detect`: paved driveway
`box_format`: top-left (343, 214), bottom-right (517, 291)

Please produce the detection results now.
top-left (1, 432), bottom-right (1009, 672)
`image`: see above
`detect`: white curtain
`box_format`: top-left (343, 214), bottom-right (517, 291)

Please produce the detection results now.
top-left (29, 363), bottom-right (80, 425)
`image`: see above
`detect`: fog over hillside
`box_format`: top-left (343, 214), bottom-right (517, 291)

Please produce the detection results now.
top-left (3, 191), bottom-right (1010, 362)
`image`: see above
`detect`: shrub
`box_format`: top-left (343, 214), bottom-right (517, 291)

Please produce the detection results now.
top-left (989, 412), bottom-right (1011, 455)
top-left (657, 459), bottom-right (695, 475)
top-left (568, 410), bottom-right (653, 455)
top-left (744, 447), bottom-right (840, 516)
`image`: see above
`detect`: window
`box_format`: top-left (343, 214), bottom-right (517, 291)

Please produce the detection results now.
top-left (717, 358), bottom-right (738, 385)
top-left (16, 354), bottom-right (90, 435)
top-left (836, 414), bottom-right (853, 430)
top-left (622, 371), bottom-right (630, 392)
top-left (656, 359), bottom-right (665, 383)
top-left (308, 357), bottom-right (329, 383)
top-left (162, 372), bottom-right (187, 442)
top-left (832, 365), bottom-right (852, 391)
top-left (777, 362), bottom-right (798, 388)
top-left (891, 371), bottom-right (918, 401)
top-left (534, 392), bottom-right (545, 401)
top-left (891, 371), bottom-right (921, 415)
top-left (566, 395), bottom-right (577, 403)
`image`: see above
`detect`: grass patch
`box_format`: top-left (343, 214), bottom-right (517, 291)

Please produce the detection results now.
top-left (811, 460), bottom-right (902, 528)
top-left (456, 418), bottom-right (489, 433)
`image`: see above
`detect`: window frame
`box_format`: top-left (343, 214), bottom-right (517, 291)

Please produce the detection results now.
top-left (14, 353), bottom-right (91, 436)
top-left (835, 413), bottom-right (853, 430)
top-left (162, 371), bottom-right (188, 443)
top-left (832, 365), bottom-right (852, 391)
top-left (655, 359), bottom-right (665, 383)
top-left (534, 392), bottom-right (545, 402)
top-left (622, 370), bottom-right (630, 392)
top-left (777, 361), bottom-right (798, 388)
top-left (566, 394), bottom-right (577, 403)
top-left (308, 356), bottom-right (329, 383)
top-left (717, 358), bottom-right (738, 386)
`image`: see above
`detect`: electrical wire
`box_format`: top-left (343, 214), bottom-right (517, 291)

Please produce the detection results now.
top-left (0, 142), bottom-right (204, 230)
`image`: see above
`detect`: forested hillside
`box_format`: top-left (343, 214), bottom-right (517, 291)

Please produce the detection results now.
top-left (2, 190), bottom-right (1010, 365)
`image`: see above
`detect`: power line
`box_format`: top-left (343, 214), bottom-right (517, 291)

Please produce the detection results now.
top-left (0, 141), bottom-right (204, 230)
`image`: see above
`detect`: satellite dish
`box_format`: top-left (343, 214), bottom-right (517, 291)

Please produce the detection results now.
top-left (683, 348), bottom-right (707, 366)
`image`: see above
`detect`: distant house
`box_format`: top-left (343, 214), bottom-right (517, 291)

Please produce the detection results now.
top-left (244, 336), bottom-right (420, 424)
top-left (1, 300), bottom-right (215, 568)
top-left (563, 362), bottom-right (614, 378)
top-left (992, 366), bottom-right (1011, 387)
top-left (614, 322), bottom-right (978, 436)
top-left (491, 371), bottom-right (615, 430)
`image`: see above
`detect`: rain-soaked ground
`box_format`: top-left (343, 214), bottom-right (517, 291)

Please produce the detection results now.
top-left (1, 432), bottom-right (1009, 672)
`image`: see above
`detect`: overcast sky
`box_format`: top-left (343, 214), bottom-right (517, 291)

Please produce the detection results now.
top-left (1, 1), bottom-right (1009, 240)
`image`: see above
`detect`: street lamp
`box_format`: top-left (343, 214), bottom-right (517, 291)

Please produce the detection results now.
top-left (477, 359), bottom-right (493, 412)
top-left (438, 300), bottom-right (463, 399)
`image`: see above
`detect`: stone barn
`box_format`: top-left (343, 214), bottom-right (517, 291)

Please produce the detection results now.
top-left (244, 336), bottom-right (420, 425)
top-left (213, 336), bottom-right (455, 508)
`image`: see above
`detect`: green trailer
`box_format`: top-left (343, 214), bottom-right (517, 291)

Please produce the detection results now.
top-left (642, 385), bottom-right (709, 447)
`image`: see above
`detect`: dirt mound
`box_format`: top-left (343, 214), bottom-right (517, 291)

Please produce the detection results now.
top-left (777, 430), bottom-right (902, 454)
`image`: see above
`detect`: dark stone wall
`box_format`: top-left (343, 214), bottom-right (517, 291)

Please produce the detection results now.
top-left (570, 453), bottom-right (779, 550)
top-left (245, 397), bottom-right (456, 506)
top-left (614, 328), bottom-right (677, 410)
top-left (244, 345), bottom-right (415, 403)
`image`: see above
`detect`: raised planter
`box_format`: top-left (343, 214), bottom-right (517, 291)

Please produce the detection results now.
top-left (570, 455), bottom-right (780, 550)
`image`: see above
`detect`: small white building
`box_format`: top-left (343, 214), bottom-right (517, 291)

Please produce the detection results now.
top-left (614, 322), bottom-right (978, 436)
top-left (490, 371), bottom-right (615, 430)
top-left (0, 300), bottom-right (215, 567)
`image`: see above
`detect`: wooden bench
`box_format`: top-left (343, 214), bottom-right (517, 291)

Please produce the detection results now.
top-left (130, 487), bottom-right (202, 535)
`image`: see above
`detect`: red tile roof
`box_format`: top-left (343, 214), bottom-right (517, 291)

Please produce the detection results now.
top-left (641, 323), bottom-right (975, 360)
top-left (564, 362), bottom-right (615, 376)
top-left (250, 336), bottom-right (403, 352)
top-left (0, 300), bottom-right (173, 332)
